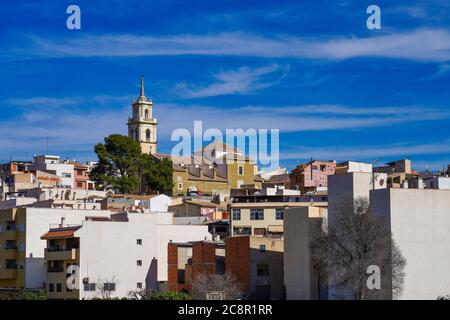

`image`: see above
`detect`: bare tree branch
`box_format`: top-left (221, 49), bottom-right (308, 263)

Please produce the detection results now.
top-left (311, 196), bottom-right (406, 300)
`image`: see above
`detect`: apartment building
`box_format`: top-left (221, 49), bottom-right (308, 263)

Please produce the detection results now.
top-left (0, 207), bottom-right (111, 289)
top-left (168, 236), bottom-right (284, 299)
top-left (371, 188), bottom-right (450, 300)
top-left (28, 155), bottom-right (75, 189)
top-left (73, 163), bottom-right (95, 190)
top-left (169, 199), bottom-right (228, 220)
top-left (162, 141), bottom-right (262, 196)
top-left (284, 206), bottom-right (326, 300)
top-left (229, 189), bottom-right (327, 236)
top-left (225, 236), bottom-right (284, 299)
top-left (40, 212), bottom-right (210, 299)
top-left (290, 160), bottom-right (336, 193)
top-left (168, 240), bottom-right (225, 293)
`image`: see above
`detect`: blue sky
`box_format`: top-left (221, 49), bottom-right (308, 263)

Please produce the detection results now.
top-left (0, 0), bottom-right (449, 171)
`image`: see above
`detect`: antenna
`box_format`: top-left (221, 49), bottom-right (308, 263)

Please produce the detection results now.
top-left (46, 137), bottom-right (49, 155)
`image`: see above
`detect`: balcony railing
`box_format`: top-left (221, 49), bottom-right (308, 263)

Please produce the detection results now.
top-left (45, 248), bottom-right (79, 261)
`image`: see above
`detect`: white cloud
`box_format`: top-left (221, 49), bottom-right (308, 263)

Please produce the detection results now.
top-left (281, 141), bottom-right (450, 162)
top-left (175, 64), bottom-right (287, 98)
top-left (1, 98), bottom-right (449, 161)
top-left (154, 103), bottom-right (450, 137)
top-left (13, 28), bottom-right (450, 62)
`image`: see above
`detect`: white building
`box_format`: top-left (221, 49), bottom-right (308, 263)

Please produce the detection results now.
top-left (41, 212), bottom-right (210, 299)
top-left (284, 206), bottom-right (326, 300)
top-left (140, 194), bottom-right (171, 212)
top-left (0, 207), bottom-right (112, 289)
top-left (371, 188), bottom-right (450, 300)
top-left (29, 155), bottom-right (75, 189)
top-left (423, 176), bottom-right (450, 190)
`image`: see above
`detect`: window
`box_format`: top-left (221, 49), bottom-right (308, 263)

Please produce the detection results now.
top-left (144, 109), bottom-right (149, 119)
top-left (77, 182), bottom-right (83, 188)
top-left (56, 283), bottom-right (62, 292)
top-left (233, 227), bottom-right (251, 236)
top-left (6, 221), bottom-right (16, 231)
top-left (257, 264), bottom-right (269, 276)
top-left (136, 239), bottom-right (142, 245)
top-left (137, 260), bottom-right (142, 266)
top-left (146, 129), bottom-right (151, 142)
top-left (250, 209), bottom-right (264, 220)
top-left (76, 169), bottom-right (84, 176)
top-left (254, 228), bottom-right (266, 235)
top-left (62, 172), bottom-right (72, 178)
top-left (137, 283), bottom-right (143, 289)
top-left (275, 208), bottom-right (284, 220)
top-left (238, 165), bottom-right (244, 176)
top-left (259, 245), bottom-right (266, 252)
top-left (84, 283), bottom-right (96, 291)
top-left (49, 283), bottom-right (54, 292)
top-left (232, 209), bottom-right (241, 220)
top-left (177, 182), bottom-right (183, 190)
top-left (104, 283), bottom-right (116, 291)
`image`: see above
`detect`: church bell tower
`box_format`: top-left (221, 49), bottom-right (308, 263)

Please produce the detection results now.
top-left (127, 76), bottom-right (158, 154)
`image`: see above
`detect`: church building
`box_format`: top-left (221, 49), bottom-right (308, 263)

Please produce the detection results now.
top-left (127, 76), bottom-right (158, 154)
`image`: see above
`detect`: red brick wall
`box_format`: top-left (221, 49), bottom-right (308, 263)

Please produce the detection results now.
top-left (167, 243), bottom-right (179, 292)
top-left (191, 242), bottom-right (217, 280)
top-left (225, 236), bottom-right (250, 292)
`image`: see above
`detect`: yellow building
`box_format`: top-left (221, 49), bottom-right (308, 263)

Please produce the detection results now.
top-left (0, 208), bottom-right (26, 288)
top-left (157, 141), bottom-right (262, 196)
top-left (229, 192), bottom-right (327, 236)
top-left (0, 207), bottom-right (111, 290)
top-left (41, 226), bottom-right (80, 299)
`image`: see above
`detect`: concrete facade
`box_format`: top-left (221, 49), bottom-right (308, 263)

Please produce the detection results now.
top-left (284, 206), bottom-right (325, 300)
top-left (41, 212), bottom-right (210, 299)
top-left (29, 155), bottom-right (75, 189)
top-left (0, 207), bottom-right (111, 289)
top-left (230, 201), bottom-right (327, 236)
top-left (371, 188), bottom-right (450, 300)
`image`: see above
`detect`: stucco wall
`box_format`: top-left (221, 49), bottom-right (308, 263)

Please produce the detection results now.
top-left (371, 188), bottom-right (450, 300)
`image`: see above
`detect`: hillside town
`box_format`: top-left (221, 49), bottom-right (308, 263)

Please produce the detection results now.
top-left (1, 79), bottom-right (449, 300)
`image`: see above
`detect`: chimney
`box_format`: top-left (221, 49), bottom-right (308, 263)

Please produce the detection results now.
top-left (60, 217), bottom-right (66, 228)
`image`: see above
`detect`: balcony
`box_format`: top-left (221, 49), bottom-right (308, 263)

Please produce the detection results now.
top-left (0, 269), bottom-right (17, 280)
top-left (45, 248), bottom-right (79, 261)
top-left (1, 248), bottom-right (17, 259)
top-left (3, 231), bottom-right (17, 241)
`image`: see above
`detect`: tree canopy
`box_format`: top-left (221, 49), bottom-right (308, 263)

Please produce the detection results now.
top-left (90, 134), bottom-right (173, 195)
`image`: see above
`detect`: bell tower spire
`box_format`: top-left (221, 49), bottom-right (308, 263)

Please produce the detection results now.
top-left (127, 76), bottom-right (158, 154)
top-left (140, 75), bottom-right (145, 97)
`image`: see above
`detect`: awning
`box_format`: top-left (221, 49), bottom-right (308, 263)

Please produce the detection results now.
top-left (267, 225), bottom-right (284, 233)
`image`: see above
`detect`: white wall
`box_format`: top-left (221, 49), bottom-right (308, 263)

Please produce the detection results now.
top-left (0, 197), bottom-right (36, 210)
top-left (24, 208), bottom-right (112, 288)
top-left (76, 214), bottom-right (159, 299)
top-left (29, 161), bottom-right (74, 189)
top-left (284, 207), bottom-right (320, 300)
top-left (141, 194), bottom-right (171, 212)
top-left (74, 213), bottom-right (210, 299)
top-left (371, 188), bottom-right (450, 300)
